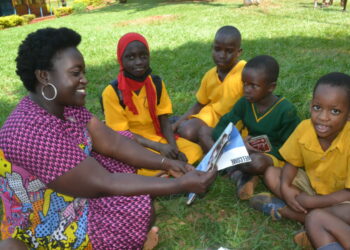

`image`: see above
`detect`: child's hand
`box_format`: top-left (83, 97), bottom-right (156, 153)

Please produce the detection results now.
top-left (177, 151), bottom-right (188, 163)
top-left (281, 184), bottom-right (307, 213)
top-left (243, 136), bottom-right (259, 153)
top-left (178, 168), bottom-right (217, 194)
top-left (159, 144), bottom-right (180, 159)
top-left (172, 119), bottom-right (184, 132)
top-left (295, 192), bottom-right (315, 209)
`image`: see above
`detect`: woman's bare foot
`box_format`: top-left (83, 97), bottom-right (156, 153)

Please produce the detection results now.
top-left (143, 226), bottom-right (159, 250)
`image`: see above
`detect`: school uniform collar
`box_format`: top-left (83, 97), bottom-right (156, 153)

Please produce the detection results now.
top-left (215, 60), bottom-right (246, 83)
top-left (298, 119), bottom-right (349, 154)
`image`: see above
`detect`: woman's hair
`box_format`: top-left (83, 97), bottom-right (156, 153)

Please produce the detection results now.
top-left (313, 72), bottom-right (350, 101)
top-left (244, 55), bottom-right (279, 84)
top-left (16, 27), bottom-right (81, 92)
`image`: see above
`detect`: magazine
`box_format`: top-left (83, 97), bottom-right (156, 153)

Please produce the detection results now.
top-left (187, 123), bottom-right (251, 205)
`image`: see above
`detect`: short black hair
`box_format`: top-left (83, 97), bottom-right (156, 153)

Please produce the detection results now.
top-left (244, 55), bottom-right (279, 83)
top-left (215, 25), bottom-right (241, 46)
top-left (16, 27), bottom-right (81, 92)
top-left (313, 72), bottom-right (350, 101)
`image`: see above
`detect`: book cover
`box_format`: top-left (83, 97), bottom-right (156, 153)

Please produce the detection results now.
top-left (187, 123), bottom-right (251, 205)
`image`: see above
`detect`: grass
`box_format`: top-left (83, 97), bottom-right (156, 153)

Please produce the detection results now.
top-left (0, 0), bottom-right (349, 248)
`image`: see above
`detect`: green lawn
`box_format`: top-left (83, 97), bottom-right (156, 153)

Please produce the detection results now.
top-left (0, 0), bottom-right (349, 248)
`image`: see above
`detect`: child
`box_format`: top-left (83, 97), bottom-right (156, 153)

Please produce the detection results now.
top-left (102, 32), bottom-right (202, 176)
top-left (305, 204), bottom-right (350, 250)
top-left (253, 73), bottom-right (350, 237)
top-left (173, 26), bottom-right (246, 144)
top-left (199, 55), bottom-right (300, 200)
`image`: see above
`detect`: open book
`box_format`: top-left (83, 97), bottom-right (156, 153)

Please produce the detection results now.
top-left (187, 123), bottom-right (251, 205)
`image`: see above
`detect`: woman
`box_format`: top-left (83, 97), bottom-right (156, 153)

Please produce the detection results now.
top-left (0, 27), bottom-right (216, 249)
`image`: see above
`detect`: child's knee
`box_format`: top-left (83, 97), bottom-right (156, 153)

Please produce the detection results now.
top-left (305, 208), bottom-right (324, 229)
top-left (178, 120), bottom-right (201, 141)
top-left (264, 166), bottom-right (281, 187)
top-left (247, 153), bottom-right (272, 174)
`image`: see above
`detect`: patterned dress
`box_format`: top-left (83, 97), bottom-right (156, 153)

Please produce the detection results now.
top-left (0, 97), bottom-right (151, 249)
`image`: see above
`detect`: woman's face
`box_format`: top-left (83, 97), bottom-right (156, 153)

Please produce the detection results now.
top-left (47, 47), bottom-right (88, 107)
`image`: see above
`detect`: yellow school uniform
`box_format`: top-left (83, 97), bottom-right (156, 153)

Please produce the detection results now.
top-left (192, 60), bottom-right (246, 127)
top-left (102, 78), bottom-right (203, 176)
top-left (279, 119), bottom-right (350, 195)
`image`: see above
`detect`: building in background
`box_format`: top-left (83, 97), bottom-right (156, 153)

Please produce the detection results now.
top-left (0, 0), bottom-right (50, 17)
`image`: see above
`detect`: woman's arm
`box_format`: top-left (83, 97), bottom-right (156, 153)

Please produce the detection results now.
top-left (132, 133), bottom-right (164, 153)
top-left (48, 156), bottom-right (217, 198)
top-left (88, 116), bottom-right (190, 175)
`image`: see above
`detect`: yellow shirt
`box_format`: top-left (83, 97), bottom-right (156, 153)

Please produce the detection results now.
top-left (279, 119), bottom-right (350, 195)
top-left (192, 60), bottom-right (246, 127)
top-left (102, 78), bottom-right (203, 175)
top-left (102, 80), bottom-right (172, 142)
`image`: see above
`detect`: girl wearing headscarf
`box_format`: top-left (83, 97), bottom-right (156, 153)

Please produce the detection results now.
top-left (102, 33), bottom-right (203, 176)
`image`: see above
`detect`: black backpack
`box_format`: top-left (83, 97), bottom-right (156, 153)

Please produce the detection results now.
top-left (100, 75), bottom-right (163, 113)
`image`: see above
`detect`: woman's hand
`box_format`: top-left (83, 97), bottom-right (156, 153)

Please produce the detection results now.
top-left (281, 184), bottom-right (307, 213)
top-left (177, 168), bottom-right (217, 194)
top-left (166, 159), bottom-right (194, 178)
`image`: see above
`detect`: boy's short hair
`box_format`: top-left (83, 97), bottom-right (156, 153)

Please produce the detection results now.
top-left (314, 72), bottom-right (350, 102)
top-left (215, 26), bottom-right (241, 45)
top-left (244, 55), bottom-right (279, 83)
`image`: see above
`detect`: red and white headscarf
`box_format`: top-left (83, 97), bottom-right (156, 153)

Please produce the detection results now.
top-left (116, 33), bottom-right (162, 136)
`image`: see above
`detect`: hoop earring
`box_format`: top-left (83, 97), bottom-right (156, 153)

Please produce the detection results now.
top-left (41, 83), bottom-right (57, 101)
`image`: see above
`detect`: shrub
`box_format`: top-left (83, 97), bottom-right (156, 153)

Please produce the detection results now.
top-left (72, 0), bottom-right (104, 10)
top-left (53, 6), bottom-right (73, 17)
top-left (22, 14), bottom-right (36, 24)
top-left (91, 0), bottom-right (104, 6)
top-left (0, 15), bottom-right (24, 28)
top-left (72, 0), bottom-right (88, 12)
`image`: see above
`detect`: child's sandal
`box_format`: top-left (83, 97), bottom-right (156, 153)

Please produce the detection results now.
top-left (249, 192), bottom-right (286, 220)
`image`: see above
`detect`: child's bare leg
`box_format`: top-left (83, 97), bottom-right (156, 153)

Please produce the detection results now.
top-left (263, 166), bottom-right (283, 196)
top-left (143, 202), bottom-right (159, 250)
top-left (306, 205), bottom-right (350, 249)
top-left (143, 226), bottom-right (159, 250)
top-left (240, 153), bottom-right (272, 175)
top-left (198, 125), bottom-right (214, 153)
top-left (229, 153), bottom-right (272, 199)
top-left (264, 167), bottom-right (306, 223)
top-left (177, 118), bottom-right (205, 142)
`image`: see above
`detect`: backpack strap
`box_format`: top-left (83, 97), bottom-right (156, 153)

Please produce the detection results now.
top-left (150, 74), bottom-right (162, 105)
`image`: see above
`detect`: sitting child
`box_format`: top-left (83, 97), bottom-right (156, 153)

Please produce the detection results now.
top-left (199, 55), bottom-right (300, 200)
top-left (102, 32), bottom-right (202, 176)
top-left (253, 72), bottom-right (350, 245)
top-left (305, 204), bottom-right (350, 250)
top-left (173, 26), bottom-right (246, 145)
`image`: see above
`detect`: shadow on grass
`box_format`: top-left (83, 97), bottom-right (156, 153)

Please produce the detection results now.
top-left (87, 33), bottom-right (350, 121)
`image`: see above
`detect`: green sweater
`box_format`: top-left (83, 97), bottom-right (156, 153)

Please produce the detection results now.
top-left (213, 96), bottom-right (300, 160)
